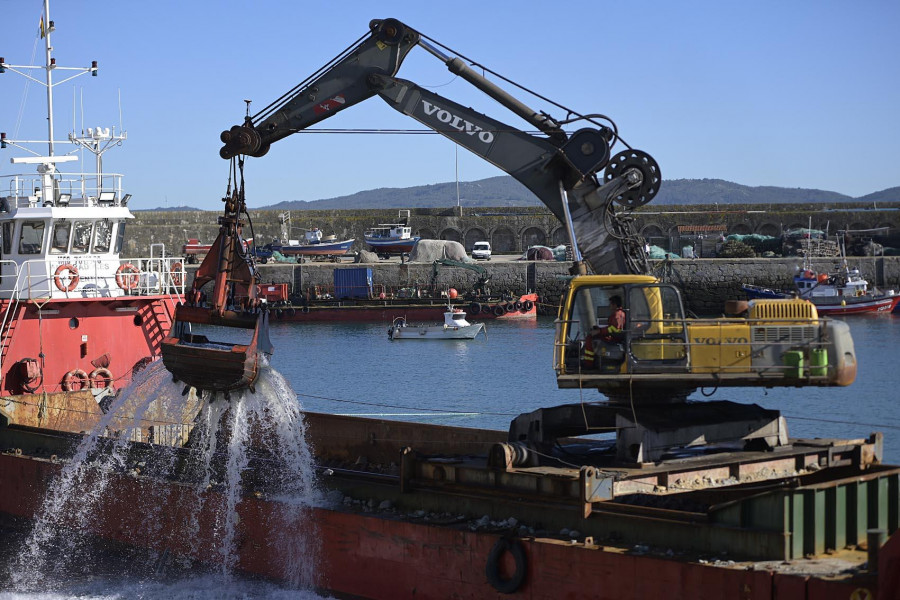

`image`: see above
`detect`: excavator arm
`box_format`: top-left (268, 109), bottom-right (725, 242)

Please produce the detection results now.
top-left (219, 18), bottom-right (659, 276)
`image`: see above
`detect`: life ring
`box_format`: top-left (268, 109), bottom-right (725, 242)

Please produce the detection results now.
top-left (469, 302), bottom-right (481, 315)
top-left (115, 263), bottom-right (140, 290)
top-left (54, 264), bottom-right (80, 292)
top-left (523, 300), bottom-right (534, 311)
top-left (62, 369), bottom-right (89, 392)
top-left (89, 367), bottom-right (114, 389)
top-left (485, 538), bottom-right (527, 594)
top-left (170, 262), bottom-right (184, 287)
top-left (492, 304), bottom-right (505, 317)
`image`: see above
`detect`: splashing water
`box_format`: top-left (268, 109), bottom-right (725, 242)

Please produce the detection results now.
top-left (7, 357), bottom-right (322, 592)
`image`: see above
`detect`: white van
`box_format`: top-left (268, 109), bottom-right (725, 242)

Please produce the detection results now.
top-left (472, 241), bottom-right (492, 260)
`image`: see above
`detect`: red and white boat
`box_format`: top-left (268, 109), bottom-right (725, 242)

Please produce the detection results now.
top-left (743, 237), bottom-right (900, 315)
top-left (0, 10), bottom-right (183, 406)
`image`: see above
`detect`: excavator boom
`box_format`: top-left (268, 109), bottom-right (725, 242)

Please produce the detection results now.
top-left (219, 18), bottom-right (659, 276)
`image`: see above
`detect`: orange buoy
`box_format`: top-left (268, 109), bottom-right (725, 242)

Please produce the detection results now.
top-left (54, 264), bottom-right (79, 292)
top-left (170, 261), bottom-right (184, 287)
top-left (62, 369), bottom-right (89, 392)
top-left (89, 367), bottom-right (114, 389)
top-left (448, 288), bottom-right (458, 299)
top-left (115, 263), bottom-right (140, 290)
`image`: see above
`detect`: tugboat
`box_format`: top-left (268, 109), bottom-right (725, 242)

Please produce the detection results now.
top-left (0, 5), bottom-right (183, 424)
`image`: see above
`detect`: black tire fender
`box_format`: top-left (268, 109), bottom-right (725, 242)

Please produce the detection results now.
top-left (492, 304), bottom-right (505, 317)
top-left (523, 300), bottom-right (534, 311)
top-left (485, 538), bottom-right (527, 594)
top-left (469, 302), bottom-right (481, 315)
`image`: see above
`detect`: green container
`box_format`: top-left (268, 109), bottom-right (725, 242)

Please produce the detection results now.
top-left (783, 350), bottom-right (805, 378)
top-left (810, 348), bottom-right (828, 377)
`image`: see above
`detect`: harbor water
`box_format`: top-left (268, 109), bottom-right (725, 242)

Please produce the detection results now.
top-left (267, 312), bottom-right (900, 464)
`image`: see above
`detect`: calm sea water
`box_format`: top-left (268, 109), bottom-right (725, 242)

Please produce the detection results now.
top-left (267, 312), bottom-right (900, 463)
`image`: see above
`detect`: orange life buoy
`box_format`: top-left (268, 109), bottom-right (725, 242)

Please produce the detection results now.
top-left (54, 264), bottom-right (80, 292)
top-left (62, 369), bottom-right (89, 392)
top-left (115, 263), bottom-right (140, 290)
top-left (170, 261), bottom-right (184, 287)
top-left (89, 367), bottom-right (114, 389)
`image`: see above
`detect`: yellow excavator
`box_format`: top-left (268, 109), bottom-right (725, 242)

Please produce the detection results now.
top-left (172, 18), bottom-right (856, 457)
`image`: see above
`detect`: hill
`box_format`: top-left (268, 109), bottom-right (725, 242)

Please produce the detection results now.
top-left (139, 178), bottom-right (899, 211)
top-left (260, 177), bottom-right (893, 211)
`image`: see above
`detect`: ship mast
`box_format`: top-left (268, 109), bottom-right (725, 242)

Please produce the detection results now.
top-left (43, 0), bottom-right (55, 157)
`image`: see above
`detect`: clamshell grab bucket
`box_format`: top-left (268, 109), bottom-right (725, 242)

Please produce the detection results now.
top-left (161, 304), bottom-right (273, 394)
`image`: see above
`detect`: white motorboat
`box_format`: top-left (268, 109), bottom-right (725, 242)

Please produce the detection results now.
top-left (388, 309), bottom-right (485, 340)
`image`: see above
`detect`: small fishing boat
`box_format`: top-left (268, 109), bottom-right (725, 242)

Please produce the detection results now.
top-left (742, 254), bottom-right (900, 315)
top-left (388, 308), bottom-right (485, 340)
top-left (365, 209), bottom-right (420, 256)
top-left (266, 228), bottom-right (354, 258)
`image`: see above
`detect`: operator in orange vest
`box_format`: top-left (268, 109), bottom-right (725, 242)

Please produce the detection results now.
top-left (596, 295), bottom-right (626, 343)
top-left (581, 295), bottom-right (626, 369)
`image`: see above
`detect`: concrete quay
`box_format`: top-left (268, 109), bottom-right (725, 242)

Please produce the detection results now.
top-left (226, 255), bottom-right (900, 317)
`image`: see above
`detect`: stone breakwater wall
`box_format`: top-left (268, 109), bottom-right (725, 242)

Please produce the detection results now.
top-left (126, 201), bottom-right (900, 259)
top-left (191, 256), bottom-right (900, 316)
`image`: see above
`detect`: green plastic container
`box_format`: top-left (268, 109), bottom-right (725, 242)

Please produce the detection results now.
top-left (810, 348), bottom-right (828, 377)
top-left (783, 350), bottom-right (805, 378)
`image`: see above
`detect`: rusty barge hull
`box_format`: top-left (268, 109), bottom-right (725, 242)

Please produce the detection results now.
top-left (1, 413), bottom-right (899, 599)
top-left (0, 449), bottom-right (897, 600)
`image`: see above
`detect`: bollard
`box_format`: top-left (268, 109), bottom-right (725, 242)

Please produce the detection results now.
top-left (867, 528), bottom-right (886, 573)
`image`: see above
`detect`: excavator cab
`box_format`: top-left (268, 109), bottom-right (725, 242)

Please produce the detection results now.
top-left (555, 275), bottom-right (857, 403)
top-left (161, 183), bottom-right (273, 396)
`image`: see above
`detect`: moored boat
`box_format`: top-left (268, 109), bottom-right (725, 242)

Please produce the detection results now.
top-left (0, 8), bottom-right (183, 412)
top-left (387, 307), bottom-right (485, 339)
top-left (264, 228), bottom-right (354, 259)
top-left (743, 264), bottom-right (900, 315)
top-left (364, 209), bottom-right (420, 256)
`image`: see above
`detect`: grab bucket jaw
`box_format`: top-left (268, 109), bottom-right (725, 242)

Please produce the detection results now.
top-left (162, 305), bottom-right (273, 395)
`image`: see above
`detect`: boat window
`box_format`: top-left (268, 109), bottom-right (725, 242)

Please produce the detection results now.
top-left (114, 222), bottom-right (125, 253)
top-left (2, 222), bottom-right (12, 254)
top-left (51, 221), bottom-right (72, 254)
top-left (19, 221), bottom-right (45, 254)
top-left (93, 219), bottom-right (113, 253)
top-left (71, 220), bottom-right (93, 254)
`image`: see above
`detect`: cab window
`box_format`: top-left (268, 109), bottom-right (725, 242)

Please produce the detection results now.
top-left (72, 221), bottom-right (93, 254)
top-left (114, 222), bottom-right (126, 253)
top-left (51, 221), bottom-right (72, 254)
top-left (2, 222), bottom-right (13, 254)
top-left (92, 220), bottom-right (113, 253)
top-left (568, 286), bottom-right (623, 339)
top-left (19, 221), bottom-right (45, 254)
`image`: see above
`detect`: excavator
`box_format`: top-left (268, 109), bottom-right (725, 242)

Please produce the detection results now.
top-left (172, 18), bottom-right (857, 458)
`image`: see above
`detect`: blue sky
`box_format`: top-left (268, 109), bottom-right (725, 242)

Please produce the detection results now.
top-left (1, 0), bottom-right (897, 211)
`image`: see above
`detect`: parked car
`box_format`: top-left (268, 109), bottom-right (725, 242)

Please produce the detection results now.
top-left (471, 241), bottom-right (492, 260)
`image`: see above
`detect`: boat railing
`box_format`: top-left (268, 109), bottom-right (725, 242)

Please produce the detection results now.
top-left (0, 256), bottom-right (185, 301)
top-left (1, 172), bottom-right (127, 208)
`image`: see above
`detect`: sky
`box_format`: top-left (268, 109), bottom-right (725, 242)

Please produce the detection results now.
top-left (0, 0), bottom-right (897, 211)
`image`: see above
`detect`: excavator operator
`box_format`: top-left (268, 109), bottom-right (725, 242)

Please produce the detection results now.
top-left (594, 295), bottom-right (626, 344)
top-left (581, 295), bottom-right (626, 369)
